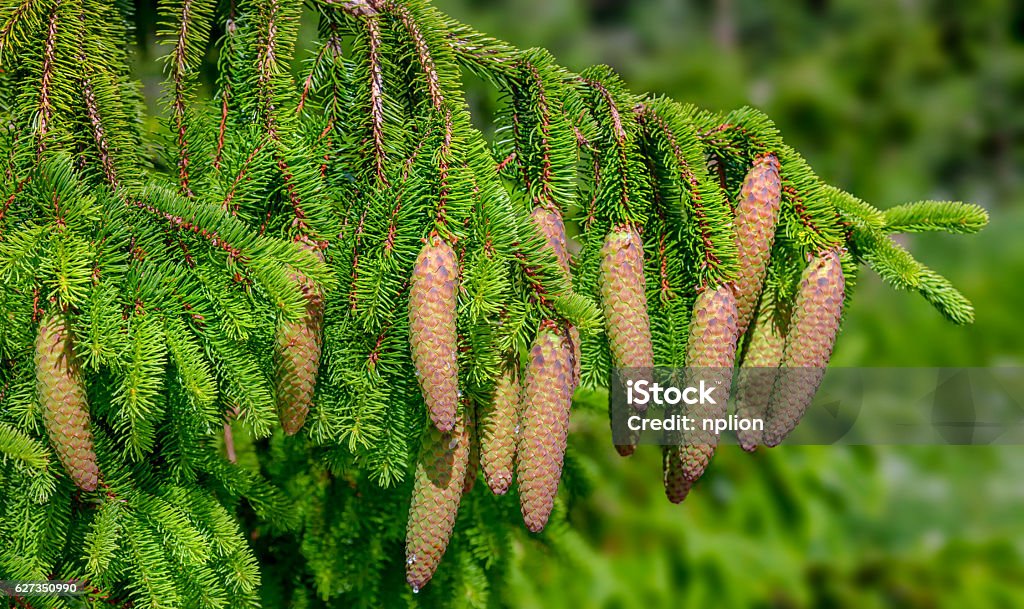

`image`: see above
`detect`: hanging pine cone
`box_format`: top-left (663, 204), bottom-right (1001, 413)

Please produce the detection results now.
top-left (600, 225), bottom-right (653, 456)
top-left (479, 361), bottom-right (519, 495)
top-left (409, 233), bottom-right (459, 432)
top-left (764, 250), bottom-right (845, 447)
top-left (599, 224), bottom-right (654, 373)
top-left (274, 244), bottom-right (325, 436)
top-left (405, 411), bottom-right (471, 591)
top-left (518, 321), bottom-right (574, 532)
top-left (531, 207), bottom-right (571, 277)
top-left (662, 446), bottom-right (695, 504)
top-left (676, 285), bottom-right (738, 482)
top-left (610, 397), bottom-right (639, 457)
top-left (35, 312), bottom-right (99, 492)
top-left (733, 302), bottom-right (786, 452)
top-left (732, 154), bottom-right (782, 337)
top-left (532, 207), bottom-right (581, 385)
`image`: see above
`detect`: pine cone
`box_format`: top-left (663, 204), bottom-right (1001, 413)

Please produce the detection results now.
top-left (532, 207), bottom-right (581, 385)
top-left (677, 285), bottom-right (738, 482)
top-left (479, 362), bottom-right (519, 495)
top-left (518, 322), bottom-right (574, 532)
top-left (610, 388), bottom-right (639, 457)
top-left (764, 250), bottom-right (845, 447)
top-left (732, 154), bottom-right (782, 337)
top-left (600, 225), bottom-right (653, 456)
top-left (274, 245), bottom-right (325, 436)
top-left (599, 225), bottom-right (654, 372)
top-left (531, 207), bottom-right (571, 277)
top-left (409, 234), bottom-right (459, 432)
top-left (662, 446), bottom-right (695, 504)
top-left (35, 313), bottom-right (99, 492)
top-left (405, 411), bottom-right (470, 591)
top-left (734, 302), bottom-right (785, 452)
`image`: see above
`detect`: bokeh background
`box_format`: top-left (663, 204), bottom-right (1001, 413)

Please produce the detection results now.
top-left (130, 1), bottom-right (1024, 606)
top-left (429, 1), bottom-right (1024, 607)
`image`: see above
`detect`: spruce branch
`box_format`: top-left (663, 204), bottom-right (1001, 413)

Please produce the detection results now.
top-left (35, 0), bottom-right (59, 155)
top-left (366, 14), bottom-right (389, 186)
top-left (883, 200), bottom-right (989, 235)
top-left (0, 0), bottom-right (45, 67)
top-left (850, 223), bottom-right (975, 324)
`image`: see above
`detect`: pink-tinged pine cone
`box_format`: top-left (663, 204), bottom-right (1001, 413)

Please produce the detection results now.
top-left (764, 250), bottom-right (845, 447)
top-left (480, 362), bottom-right (520, 495)
top-left (599, 225), bottom-right (654, 372)
top-left (532, 207), bottom-right (581, 385)
top-left (733, 303), bottom-right (786, 452)
top-left (662, 446), bottom-right (695, 504)
top-left (612, 424), bottom-right (638, 457)
top-left (274, 245), bottom-right (325, 435)
top-left (531, 207), bottom-right (571, 277)
top-left (600, 225), bottom-right (653, 456)
top-left (732, 154), bottom-right (782, 337)
top-left (409, 234), bottom-right (459, 432)
top-left (36, 313), bottom-right (99, 492)
top-left (518, 322), bottom-right (574, 532)
top-left (405, 411), bottom-right (471, 591)
top-left (677, 285), bottom-right (738, 482)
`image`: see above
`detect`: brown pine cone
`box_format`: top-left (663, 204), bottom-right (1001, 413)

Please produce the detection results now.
top-left (479, 361), bottom-right (519, 495)
top-left (409, 234), bottom-right (459, 432)
top-left (518, 321), bottom-right (574, 532)
top-left (764, 250), bottom-right (845, 447)
top-left (35, 312), bottom-right (99, 492)
top-left (732, 154), bottom-right (782, 337)
top-left (405, 411), bottom-right (471, 591)
top-left (274, 245), bottom-right (325, 435)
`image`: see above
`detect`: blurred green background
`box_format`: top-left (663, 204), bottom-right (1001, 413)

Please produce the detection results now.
top-left (426, 1), bottom-right (1024, 607)
top-left (127, 1), bottom-right (1022, 606)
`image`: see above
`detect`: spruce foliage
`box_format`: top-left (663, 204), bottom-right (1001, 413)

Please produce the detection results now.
top-left (0, 0), bottom-right (985, 606)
